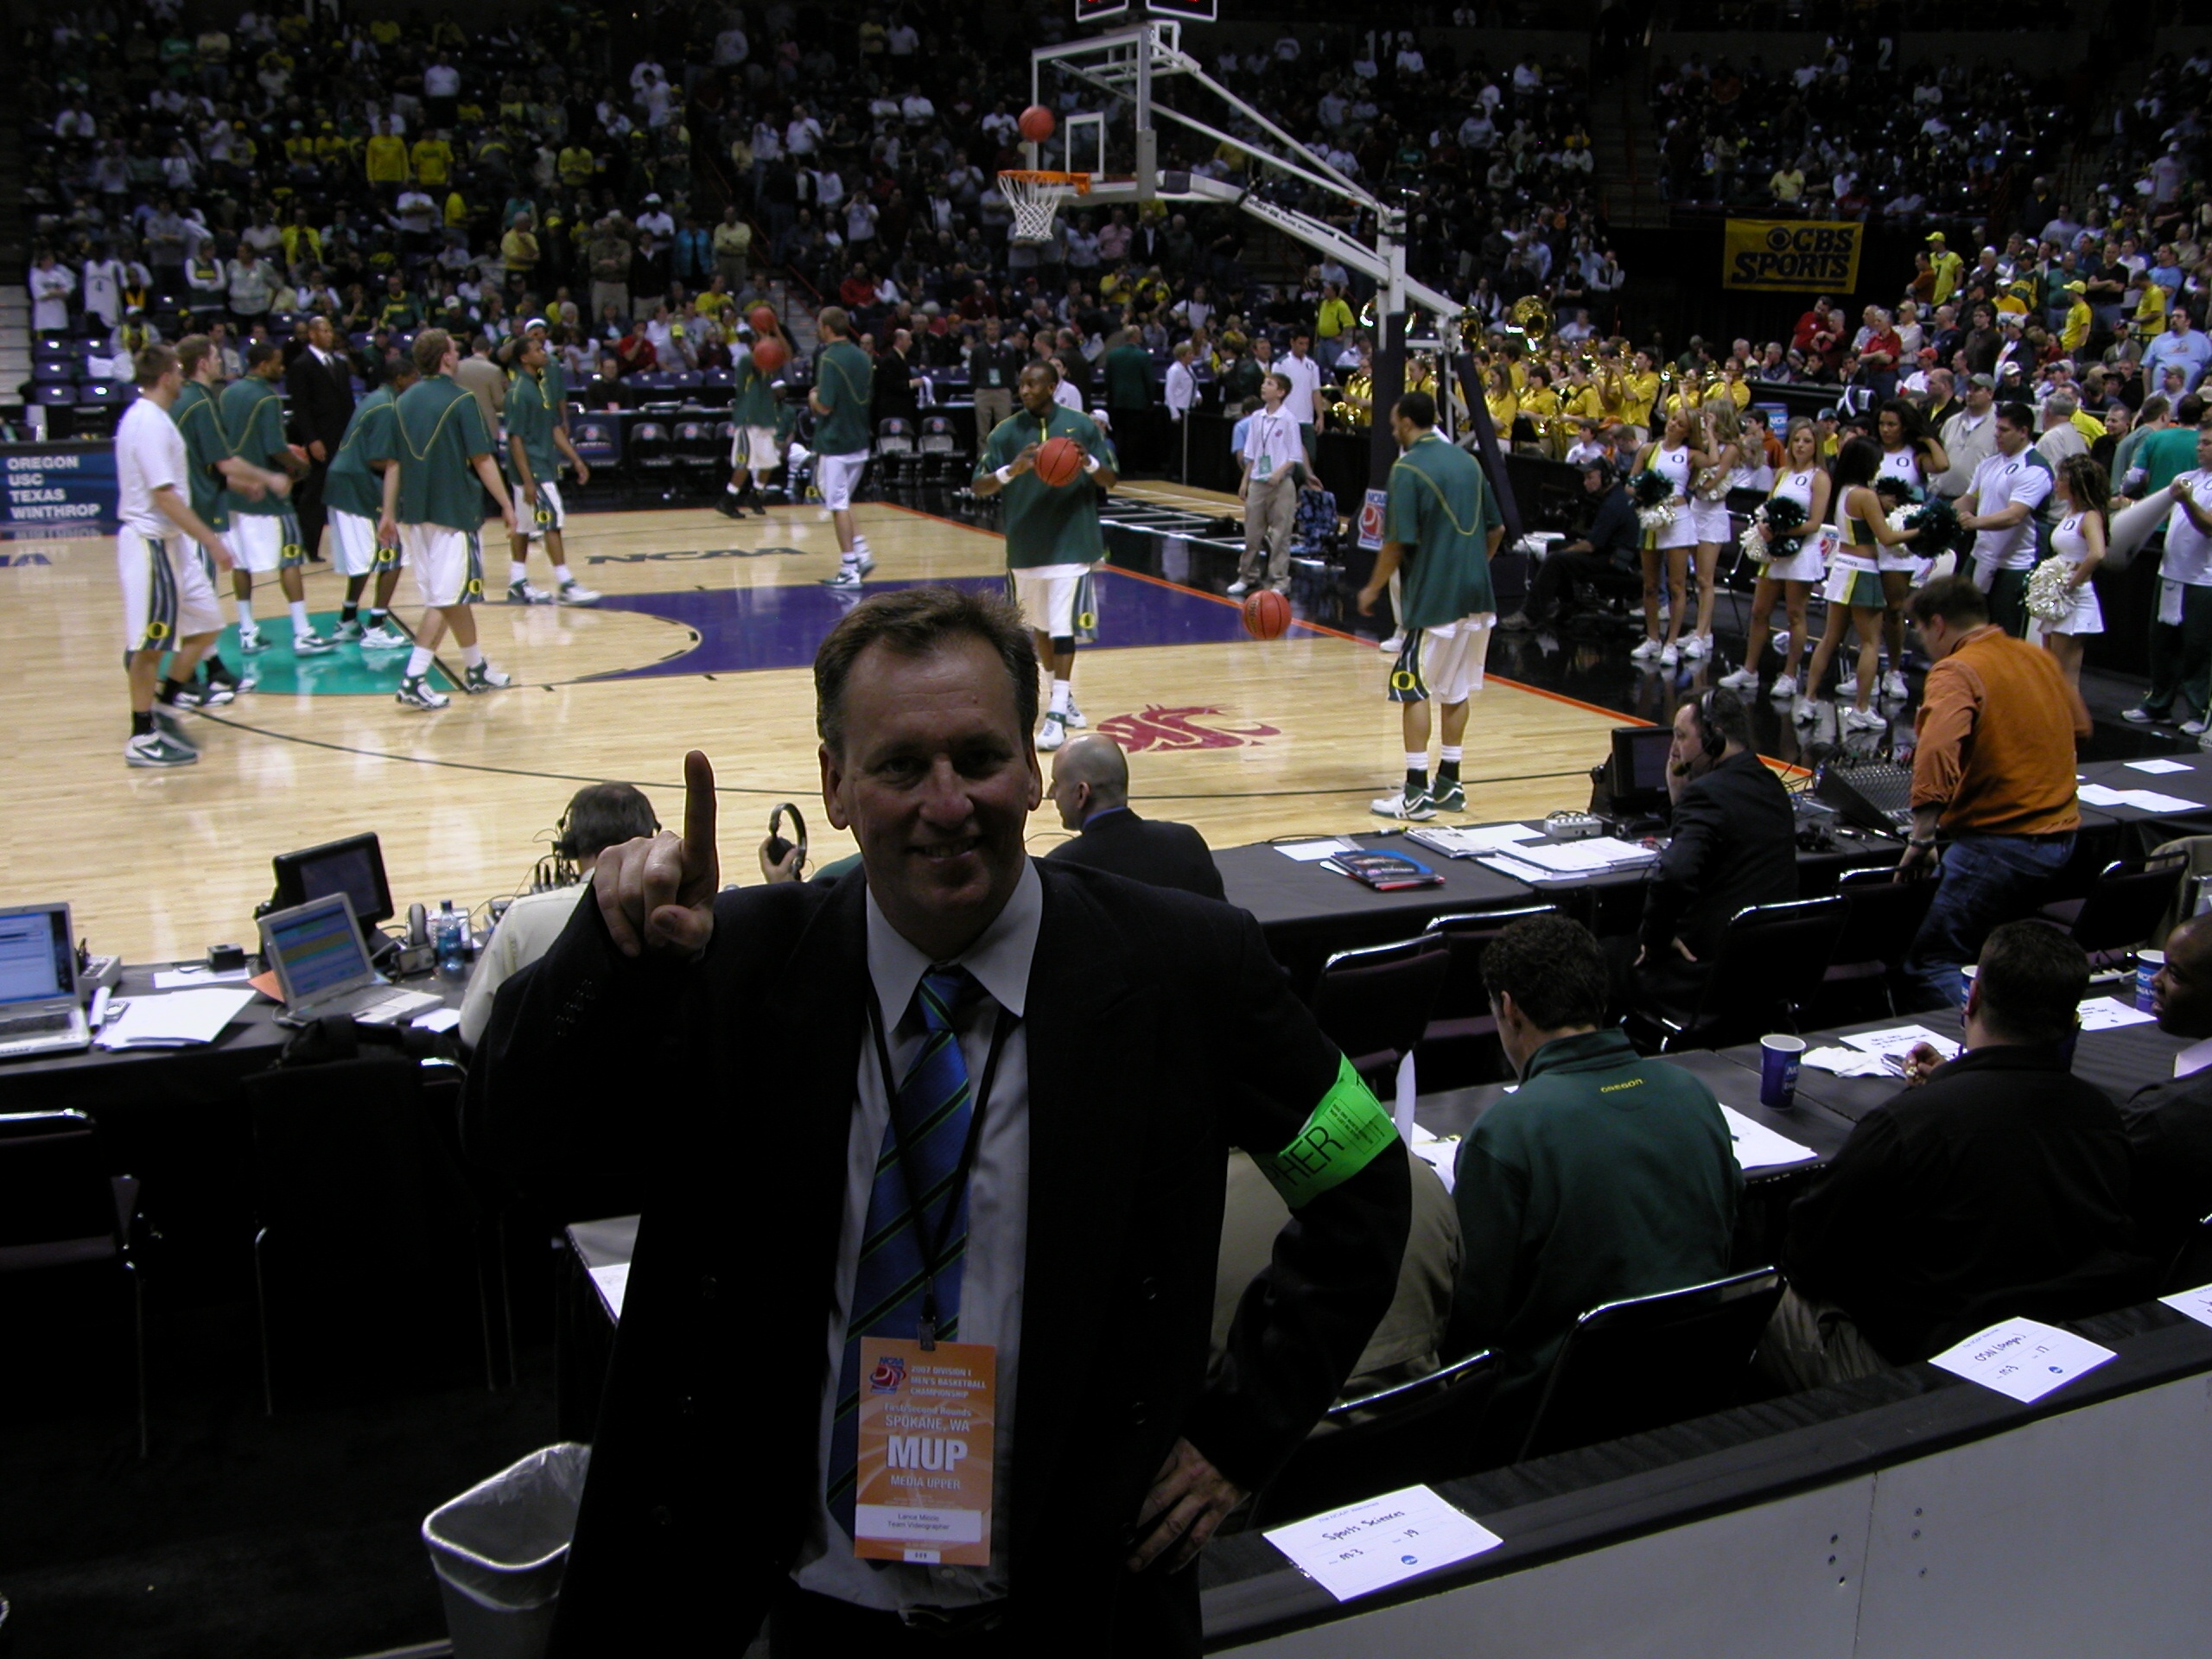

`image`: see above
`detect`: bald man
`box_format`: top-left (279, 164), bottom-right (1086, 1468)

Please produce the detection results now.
top-left (1045, 734), bottom-right (1227, 899)
top-left (2125, 912), bottom-right (2212, 1268)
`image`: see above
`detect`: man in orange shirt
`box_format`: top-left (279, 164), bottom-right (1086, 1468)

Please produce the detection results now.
top-left (1897, 575), bottom-right (2090, 1007)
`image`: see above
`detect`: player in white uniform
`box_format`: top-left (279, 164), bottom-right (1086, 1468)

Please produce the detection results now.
top-left (113, 345), bottom-right (245, 767)
top-left (2039, 454), bottom-right (2107, 692)
top-left (1627, 409), bottom-right (1707, 667)
top-left (1719, 417), bottom-right (1831, 702)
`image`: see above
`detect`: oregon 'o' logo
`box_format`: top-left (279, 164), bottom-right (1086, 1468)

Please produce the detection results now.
top-left (146, 619), bottom-right (171, 641)
top-left (1077, 608), bottom-right (1097, 631)
top-left (374, 543), bottom-right (397, 565)
top-left (1766, 227), bottom-right (1792, 252)
top-left (464, 575), bottom-right (484, 599)
top-left (283, 543), bottom-right (305, 562)
top-left (1390, 669), bottom-right (1419, 691)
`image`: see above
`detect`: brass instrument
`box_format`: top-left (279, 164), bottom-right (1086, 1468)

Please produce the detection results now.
top-left (1506, 296), bottom-right (1552, 349)
top-left (1331, 367), bottom-right (1374, 429)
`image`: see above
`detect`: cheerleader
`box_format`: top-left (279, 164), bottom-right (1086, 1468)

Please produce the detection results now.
top-left (1629, 408), bottom-right (1710, 665)
top-left (1864, 397), bottom-right (1950, 701)
top-left (1798, 437), bottom-right (1923, 733)
top-left (1683, 401), bottom-right (1745, 660)
top-left (1721, 417), bottom-right (1831, 701)
top-left (2039, 453), bottom-right (2108, 691)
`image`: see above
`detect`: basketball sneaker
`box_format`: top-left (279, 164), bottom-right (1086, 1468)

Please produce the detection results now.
top-left (1377, 632), bottom-right (1404, 654)
top-left (1881, 670), bottom-right (1910, 701)
top-left (715, 492), bottom-right (747, 518)
top-left (1769, 674), bottom-right (1801, 703)
top-left (1428, 780), bottom-right (1466, 813)
top-left (360, 621), bottom-right (410, 649)
top-left (1843, 706), bottom-right (1886, 733)
top-left (821, 564), bottom-right (866, 590)
top-left (508, 580), bottom-right (553, 604)
top-left (1795, 697), bottom-right (1830, 725)
top-left (855, 550), bottom-right (877, 577)
top-left (330, 617), bottom-right (365, 642)
top-left (153, 709), bottom-right (199, 751)
top-left (396, 676), bottom-right (450, 711)
top-left (1834, 673), bottom-right (1858, 699)
top-left (1226, 578), bottom-right (1251, 597)
top-left (1035, 713), bottom-right (1068, 752)
top-left (1062, 698), bottom-right (1086, 729)
top-left (1718, 665), bottom-right (1759, 690)
top-left (1681, 633), bottom-right (1709, 661)
top-left (558, 580), bottom-right (602, 606)
top-left (1659, 641), bottom-right (1679, 667)
top-left (1370, 788), bottom-right (1434, 821)
top-left (1630, 637), bottom-right (1662, 661)
top-left (464, 662), bottom-right (513, 693)
top-left (170, 682), bottom-right (233, 709)
top-left (295, 630), bottom-right (335, 656)
top-left (239, 626), bottom-right (270, 654)
top-left (124, 732), bottom-right (198, 767)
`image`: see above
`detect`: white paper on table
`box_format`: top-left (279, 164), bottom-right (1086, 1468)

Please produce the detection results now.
top-left (2117, 789), bottom-right (2203, 814)
top-left (1719, 1104), bottom-right (1816, 1170)
top-left (2075, 997), bottom-right (2156, 1032)
top-left (1408, 1128), bottom-right (1459, 1192)
top-left (1264, 1484), bottom-right (1503, 1603)
top-left (2126, 759), bottom-right (2193, 775)
top-left (1410, 823), bottom-right (1545, 857)
top-left (2158, 1282), bottom-right (2212, 1329)
top-left (1276, 838), bottom-right (1361, 862)
top-left (412, 1007), bottom-right (462, 1033)
top-left (94, 988), bottom-right (257, 1049)
top-left (1801, 1045), bottom-right (1896, 1077)
top-left (588, 1262), bottom-right (630, 1321)
top-left (1840, 1025), bottom-right (1959, 1061)
top-left (1478, 854), bottom-right (1555, 884)
top-left (150, 966), bottom-right (252, 989)
top-left (1928, 1317), bottom-right (2116, 1404)
top-left (2077, 784), bottom-right (2134, 807)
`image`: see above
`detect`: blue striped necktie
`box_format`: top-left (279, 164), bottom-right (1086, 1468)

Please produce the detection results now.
top-left (828, 965), bottom-right (983, 1537)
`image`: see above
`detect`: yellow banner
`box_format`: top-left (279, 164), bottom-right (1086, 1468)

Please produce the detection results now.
top-left (1722, 219), bottom-right (1864, 293)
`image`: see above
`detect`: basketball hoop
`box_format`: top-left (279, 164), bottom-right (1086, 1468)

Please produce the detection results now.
top-left (998, 169), bottom-right (1090, 245)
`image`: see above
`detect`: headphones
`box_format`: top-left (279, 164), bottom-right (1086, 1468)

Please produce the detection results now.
top-left (1695, 690), bottom-right (1726, 760)
top-left (766, 802), bottom-right (808, 879)
top-left (539, 788), bottom-right (664, 890)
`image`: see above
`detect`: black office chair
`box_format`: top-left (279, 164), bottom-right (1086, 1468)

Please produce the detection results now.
top-left (0, 1110), bottom-right (148, 1457)
top-left (2037, 855), bottom-right (2188, 968)
top-left (1625, 895), bottom-right (1848, 1054)
top-left (1517, 1268), bottom-right (1785, 1463)
top-left (245, 1055), bottom-right (504, 1414)
top-left (875, 416), bottom-right (920, 487)
top-left (1414, 906), bottom-right (1560, 1090)
top-left (1246, 1351), bottom-right (1499, 1529)
top-left (918, 413), bottom-right (963, 484)
top-left (1808, 866), bottom-right (1940, 1025)
top-left (1308, 932), bottom-right (1452, 1115)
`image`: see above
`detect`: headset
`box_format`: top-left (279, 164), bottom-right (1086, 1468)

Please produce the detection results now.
top-left (537, 786), bottom-right (664, 890)
top-left (765, 802), bottom-right (808, 879)
top-left (1694, 689), bottom-right (1727, 760)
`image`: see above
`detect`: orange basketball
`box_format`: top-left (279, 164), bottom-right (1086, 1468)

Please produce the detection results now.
top-left (1243, 588), bottom-right (1293, 640)
top-left (751, 337), bottom-right (789, 373)
top-left (1019, 104), bottom-right (1056, 143)
top-left (747, 304), bottom-right (779, 335)
top-left (1033, 435), bottom-right (1086, 486)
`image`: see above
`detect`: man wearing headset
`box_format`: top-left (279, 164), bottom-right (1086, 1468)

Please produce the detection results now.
top-left (1619, 689), bottom-right (1799, 1012)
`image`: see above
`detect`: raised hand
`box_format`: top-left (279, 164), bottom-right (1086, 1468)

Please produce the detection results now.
top-left (597, 749), bottom-right (721, 959)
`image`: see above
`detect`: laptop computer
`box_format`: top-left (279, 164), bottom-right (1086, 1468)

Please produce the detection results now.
top-left (259, 892), bottom-right (443, 1029)
top-left (0, 902), bottom-right (92, 1059)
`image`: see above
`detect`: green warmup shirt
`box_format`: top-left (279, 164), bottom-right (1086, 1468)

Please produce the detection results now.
top-left (372, 373), bottom-right (496, 531)
top-left (976, 404), bottom-right (1117, 569)
top-left (2139, 424), bottom-right (2202, 494)
top-left (172, 379), bottom-right (232, 532)
top-left (219, 373), bottom-right (292, 519)
top-left (322, 387), bottom-right (398, 520)
top-left (812, 339), bottom-right (874, 457)
top-left (1387, 429), bottom-right (1503, 627)
top-left (504, 368), bottom-right (561, 489)
top-left (1102, 343), bottom-right (1154, 410)
top-left (732, 352), bottom-right (779, 426)
top-left (541, 358), bottom-right (569, 429)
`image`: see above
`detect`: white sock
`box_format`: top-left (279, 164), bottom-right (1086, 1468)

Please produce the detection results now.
top-left (1051, 678), bottom-right (1071, 715)
top-left (288, 599), bottom-right (310, 632)
top-left (553, 563), bottom-right (573, 583)
top-left (1440, 746), bottom-right (1464, 765)
top-left (366, 608), bottom-right (387, 626)
top-left (854, 536), bottom-right (873, 556)
top-left (510, 560), bottom-right (529, 584)
top-left (1405, 751), bottom-right (1428, 772)
top-left (842, 550), bottom-right (862, 567)
top-left (725, 480), bottom-right (741, 494)
top-left (405, 645), bottom-right (435, 678)
top-left (462, 643), bottom-right (485, 669)
top-left (237, 595), bottom-right (256, 627)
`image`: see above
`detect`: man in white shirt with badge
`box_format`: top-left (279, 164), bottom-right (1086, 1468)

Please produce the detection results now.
top-left (1937, 373), bottom-right (1999, 499)
top-left (1230, 372), bottom-right (1319, 597)
top-left (1956, 401), bottom-right (2054, 638)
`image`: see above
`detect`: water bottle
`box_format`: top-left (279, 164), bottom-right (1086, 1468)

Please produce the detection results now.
top-left (435, 900), bottom-right (465, 974)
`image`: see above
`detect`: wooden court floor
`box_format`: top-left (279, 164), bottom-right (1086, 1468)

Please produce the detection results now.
top-left (3, 497), bottom-right (1626, 965)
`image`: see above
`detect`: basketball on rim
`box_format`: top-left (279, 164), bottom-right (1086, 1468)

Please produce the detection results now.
top-left (1243, 589), bottom-right (1293, 641)
top-left (747, 304), bottom-right (778, 335)
top-left (1019, 104), bottom-right (1056, 143)
top-left (1033, 435), bottom-right (1086, 486)
top-left (751, 336), bottom-right (789, 373)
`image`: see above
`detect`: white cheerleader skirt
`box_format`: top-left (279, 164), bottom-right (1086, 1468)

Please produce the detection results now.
top-left (2047, 571), bottom-right (2104, 635)
top-left (1764, 526), bottom-right (1830, 585)
top-left (1823, 553), bottom-right (1885, 611)
top-left (1688, 498), bottom-right (1732, 543)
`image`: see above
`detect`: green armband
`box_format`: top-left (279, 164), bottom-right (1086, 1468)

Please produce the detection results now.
top-left (1259, 1053), bottom-right (1396, 1210)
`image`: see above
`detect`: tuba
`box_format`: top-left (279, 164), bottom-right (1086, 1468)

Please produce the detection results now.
top-left (1506, 296), bottom-right (1551, 348)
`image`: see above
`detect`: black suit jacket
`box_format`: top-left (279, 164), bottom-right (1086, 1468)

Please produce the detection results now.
top-left (477, 861), bottom-right (1408, 1656)
top-left (1640, 748), bottom-right (1799, 961)
top-left (2124, 1067), bottom-right (2212, 1260)
top-left (1045, 808), bottom-right (1226, 901)
top-left (284, 346), bottom-right (355, 450)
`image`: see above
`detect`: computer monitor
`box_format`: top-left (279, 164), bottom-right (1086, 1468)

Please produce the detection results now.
top-left (270, 833), bottom-right (394, 934)
top-left (1607, 726), bottom-right (1676, 818)
top-left (0, 903), bottom-right (75, 1009)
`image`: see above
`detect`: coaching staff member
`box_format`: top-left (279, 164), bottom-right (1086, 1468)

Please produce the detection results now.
top-left (1044, 732), bottom-right (1226, 900)
top-left (1898, 575), bottom-right (2088, 1008)
top-left (283, 315), bottom-right (355, 562)
top-left (479, 587), bottom-right (1409, 1656)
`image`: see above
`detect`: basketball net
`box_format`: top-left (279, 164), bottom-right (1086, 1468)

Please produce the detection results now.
top-left (999, 169), bottom-right (1090, 245)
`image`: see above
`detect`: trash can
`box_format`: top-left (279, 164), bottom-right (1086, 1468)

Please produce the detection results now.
top-left (422, 1442), bottom-right (592, 1659)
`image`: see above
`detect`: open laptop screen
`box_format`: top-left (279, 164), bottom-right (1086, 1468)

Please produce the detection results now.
top-left (265, 895), bottom-right (372, 1002)
top-left (0, 906), bottom-right (73, 1007)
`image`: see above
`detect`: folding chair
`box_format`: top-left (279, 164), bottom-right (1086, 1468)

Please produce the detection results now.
top-left (1625, 896), bottom-right (1847, 1053)
top-left (1247, 1351), bottom-right (1499, 1529)
top-left (1309, 932), bottom-right (1452, 1138)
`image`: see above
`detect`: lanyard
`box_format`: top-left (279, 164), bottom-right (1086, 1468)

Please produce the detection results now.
top-left (864, 984), bottom-right (1016, 1350)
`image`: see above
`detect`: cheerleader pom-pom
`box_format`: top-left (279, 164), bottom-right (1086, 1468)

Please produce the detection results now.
top-left (1630, 468), bottom-right (1673, 509)
top-left (1905, 495), bottom-right (1963, 556)
top-left (1763, 495), bottom-right (1807, 536)
top-left (2024, 556), bottom-right (2079, 624)
top-left (1740, 519), bottom-right (1770, 563)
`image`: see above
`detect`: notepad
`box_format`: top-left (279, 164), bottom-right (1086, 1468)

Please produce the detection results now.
top-left (1408, 823), bottom-right (1544, 858)
top-left (2076, 998), bottom-right (2157, 1032)
top-left (1275, 838), bottom-right (1361, 862)
top-left (2126, 759), bottom-right (2192, 775)
top-left (1719, 1105), bottom-right (1815, 1171)
top-left (93, 988), bottom-right (256, 1050)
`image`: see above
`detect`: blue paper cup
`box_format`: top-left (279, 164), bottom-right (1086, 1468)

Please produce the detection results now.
top-left (1759, 1034), bottom-right (1806, 1108)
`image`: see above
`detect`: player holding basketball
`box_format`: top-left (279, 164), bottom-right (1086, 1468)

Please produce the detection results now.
top-left (220, 341), bottom-right (320, 657)
top-left (719, 309), bottom-right (788, 518)
top-left (1357, 391), bottom-right (1503, 821)
top-left (372, 328), bottom-right (520, 711)
top-left (972, 359), bottom-right (1119, 752)
top-left (810, 306), bottom-right (876, 589)
top-left (504, 332), bottom-right (600, 606)
top-left (325, 354), bottom-right (417, 648)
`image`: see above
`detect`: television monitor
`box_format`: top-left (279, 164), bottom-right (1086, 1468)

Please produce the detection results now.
top-left (1608, 726), bottom-right (1675, 817)
top-left (270, 832), bottom-right (394, 933)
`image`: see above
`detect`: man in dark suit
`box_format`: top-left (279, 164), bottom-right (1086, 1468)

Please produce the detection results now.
top-left (1044, 733), bottom-right (1225, 900)
top-left (2126, 912), bottom-right (2212, 1268)
top-left (477, 587), bottom-right (1408, 1656)
top-left (1620, 687), bottom-right (1798, 1014)
top-left (283, 314), bottom-right (356, 563)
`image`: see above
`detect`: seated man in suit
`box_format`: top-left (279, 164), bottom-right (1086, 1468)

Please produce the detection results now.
top-left (1044, 732), bottom-right (1226, 900)
top-left (1449, 915), bottom-right (1741, 1454)
top-left (2126, 912), bottom-right (2212, 1270)
top-left (1616, 687), bottom-right (1798, 1016)
top-left (1763, 923), bottom-right (2150, 1389)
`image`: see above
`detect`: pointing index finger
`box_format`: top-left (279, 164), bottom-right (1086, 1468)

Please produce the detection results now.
top-left (683, 748), bottom-right (717, 869)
